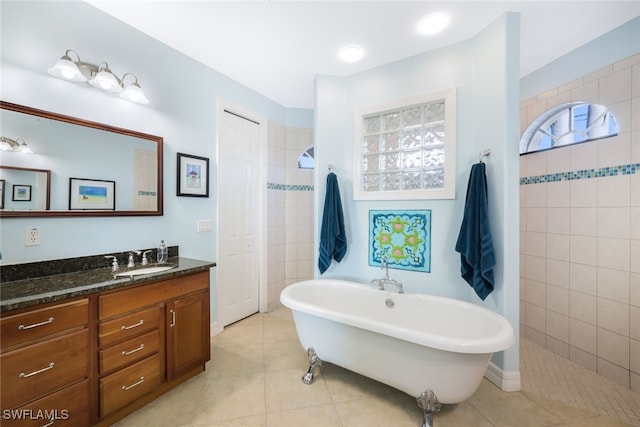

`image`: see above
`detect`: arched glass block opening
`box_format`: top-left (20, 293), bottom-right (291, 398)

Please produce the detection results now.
top-left (298, 145), bottom-right (314, 169)
top-left (520, 102), bottom-right (618, 155)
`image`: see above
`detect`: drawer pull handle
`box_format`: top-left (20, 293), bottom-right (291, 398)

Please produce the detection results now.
top-left (121, 319), bottom-right (144, 330)
top-left (122, 376), bottom-right (144, 391)
top-left (170, 309), bottom-right (176, 328)
top-left (19, 362), bottom-right (54, 378)
top-left (122, 343), bottom-right (145, 356)
top-left (18, 317), bottom-right (54, 330)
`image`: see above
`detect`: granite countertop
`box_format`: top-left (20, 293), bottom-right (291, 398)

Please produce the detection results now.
top-left (1, 256), bottom-right (216, 313)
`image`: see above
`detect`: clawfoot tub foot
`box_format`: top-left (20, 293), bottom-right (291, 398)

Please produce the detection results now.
top-left (417, 390), bottom-right (441, 427)
top-left (301, 347), bottom-right (322, 385)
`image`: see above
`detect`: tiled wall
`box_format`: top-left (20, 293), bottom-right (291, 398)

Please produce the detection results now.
top-left (519, 54), bottom-right (639, 391)
top-left (267, 123), bottom-right (314, 310)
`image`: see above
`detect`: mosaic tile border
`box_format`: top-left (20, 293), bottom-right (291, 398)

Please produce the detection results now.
top-left (520, 163), bottom-right (640, 185)
top-left (267, 182), bottom-right (314, 191)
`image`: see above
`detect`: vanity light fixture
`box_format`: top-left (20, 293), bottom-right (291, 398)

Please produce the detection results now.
top-left (88, 62), bottom-right (123, 94)
top-left (119, 73), bottom-right (149, 104)
top-left (416, 12), bottom-right (450, 35)
top-left (48, 49), bottom-right (149, 104)
top-left (0, 136), bottom-right (33, 154)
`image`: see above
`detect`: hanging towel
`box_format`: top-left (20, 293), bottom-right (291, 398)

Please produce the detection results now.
top-left (455, 162), bottom-right (496, 300)
top-left (318, 172), bottom-right (347, 274)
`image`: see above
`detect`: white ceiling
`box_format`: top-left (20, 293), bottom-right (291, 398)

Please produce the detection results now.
top-left (86, 1), bottom-right (639, 109)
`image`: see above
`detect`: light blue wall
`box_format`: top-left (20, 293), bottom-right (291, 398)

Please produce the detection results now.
top-left (0, 0), bottom-right (312, 265)
top-left (0, 1), bottom-right (312, 324)
top-left (521, 16), bottom-right (640, 100)
top-left (314, 13), bottom-right (521, 373)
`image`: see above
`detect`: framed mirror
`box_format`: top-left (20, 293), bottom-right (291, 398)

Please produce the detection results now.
top-left (0, 101), bottom-right (163, 217)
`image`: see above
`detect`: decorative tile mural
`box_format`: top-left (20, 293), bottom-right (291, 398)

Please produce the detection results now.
top-left (369, 210), bottom-right (431, 273)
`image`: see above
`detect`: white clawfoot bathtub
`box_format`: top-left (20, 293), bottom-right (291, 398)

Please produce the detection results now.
top-left (280, 279), bottom-right (515, 423)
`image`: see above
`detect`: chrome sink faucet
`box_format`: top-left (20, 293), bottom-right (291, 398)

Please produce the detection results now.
top-left (104, 255), bottom-right (119, 272)
top-left (127, 250), bottom-right (141, 268)
top-left (141, 250), bottom-right (152, 266)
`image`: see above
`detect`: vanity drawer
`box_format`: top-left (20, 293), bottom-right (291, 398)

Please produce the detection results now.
top-left (1, 329), bottom-right (88, 410)
top-left (99, 305), bottom-right (161, 347)
top-left (100, 353), bottom-right (162, 416)
top-left (100, 329), bottom-right (160, 375)
top-left (3, 379), bottom-right (90, 427)
top-left (99, 271), bottom-right (209, 319)
top-left (0, 299), bottom-right (88, 351)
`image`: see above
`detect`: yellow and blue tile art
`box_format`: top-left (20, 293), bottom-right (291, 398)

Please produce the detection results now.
top-left (369, 210), bottom-right (431, 272)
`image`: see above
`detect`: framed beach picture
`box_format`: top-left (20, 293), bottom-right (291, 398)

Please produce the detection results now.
top-left (69, 178), bottom-right (115, 210)
top-left (177, 152), bottom-right (209, 197)
top-left (12, 184), bottom-right (32, 202)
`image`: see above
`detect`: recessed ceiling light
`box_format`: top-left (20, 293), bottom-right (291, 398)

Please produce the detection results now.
top-left (417, 12), bottom-right (450, 36)
top-left (338, 45), bottom-right (365, 63)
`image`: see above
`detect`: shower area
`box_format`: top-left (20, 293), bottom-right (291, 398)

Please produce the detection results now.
top-left (519, 53), bottom-right (639, 392)
top-left (266, 122), bottom-right (315, 310)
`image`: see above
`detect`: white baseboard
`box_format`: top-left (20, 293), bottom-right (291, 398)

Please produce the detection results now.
top-left (210, 321), bottom-right (223, 337)
top-left (484, 362), bottom-right (521, 392)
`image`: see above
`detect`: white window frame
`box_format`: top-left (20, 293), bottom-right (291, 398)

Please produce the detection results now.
top-left (353, 88), bottom-right (456, 200)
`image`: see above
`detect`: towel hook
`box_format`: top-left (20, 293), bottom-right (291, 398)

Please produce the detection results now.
top-left (479, 149), bottom-right (491, 163)
top-left (328, 164), bottom-right (335, 171)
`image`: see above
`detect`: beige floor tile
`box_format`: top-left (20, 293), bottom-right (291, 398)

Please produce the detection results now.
top-left (212, 322), bottom-right (264, 349)
top-left (267, 306), bottom-right (294, 322)
top-left (265, 368), bottom-right (333, 412)
top-left (263, 315), bottom-right (300, 343)
top-left (522, 391), bottom-right (599, 422)
top-left (521, 339), bottom-right (640, 425)
top-left (547, 414), bottom-right (636, 426)
top-left (468, 380), bottom-right (560, 427)
top-left (186, 414), bottom-right (266, 427)
top-left (264, 339), bottom-right (308, 373)
top-left (435, 401), bottom-right (494, 427)
top-left (149, 374), bottom-right (208, 406)
top-left (190, 373), bottom-right (266, 424)
top-left (114, 399), bottom-right (197, 427)
top-left (333, 393), bottom-right (422, 427)
top-left (209, 341), bottom-right (265, 378)
top-left (266, 404), bottom-right (343, 427)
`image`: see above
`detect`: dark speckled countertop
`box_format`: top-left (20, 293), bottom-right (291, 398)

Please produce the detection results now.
top-left (1, 256), bottom-right (216, 313)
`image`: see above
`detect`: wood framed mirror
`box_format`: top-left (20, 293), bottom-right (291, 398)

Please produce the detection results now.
top-left (0, 101), bottom-right (163, 217)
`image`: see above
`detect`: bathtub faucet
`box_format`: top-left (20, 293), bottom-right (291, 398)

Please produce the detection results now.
top-left (371, 257), bottom-right (404, 293)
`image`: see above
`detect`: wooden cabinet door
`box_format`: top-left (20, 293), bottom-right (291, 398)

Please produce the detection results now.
top-left (166, 291), bottom-right (209, 380)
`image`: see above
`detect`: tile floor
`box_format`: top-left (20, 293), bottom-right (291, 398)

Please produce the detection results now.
top-left (114, 307), bottom-right (640, 427)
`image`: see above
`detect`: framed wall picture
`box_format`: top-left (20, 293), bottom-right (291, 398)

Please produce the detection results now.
top-left (0, 179), bottom-right (4, 209)
top-left (69, 178), bottom-right (116, 210)
top-left (177, 152), bottom-right (209, 197)
top-left (12, 184), bottom-right (31, 202)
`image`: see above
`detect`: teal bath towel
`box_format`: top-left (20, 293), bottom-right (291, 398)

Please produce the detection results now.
top-left (455, 162), bottom-right (495, 300)
top-left (318, 172), bottom-right (347, 274)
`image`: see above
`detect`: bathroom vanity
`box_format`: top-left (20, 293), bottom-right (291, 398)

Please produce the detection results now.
top-left (0, 255), bottom-right (214, 426)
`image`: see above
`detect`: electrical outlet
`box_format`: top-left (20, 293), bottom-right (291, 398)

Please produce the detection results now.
top-left (25, 227), bottom-right (41, 246)
top-left (197, 219), bottom-right (213, 232)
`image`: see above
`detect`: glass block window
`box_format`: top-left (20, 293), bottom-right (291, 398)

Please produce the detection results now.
top-left (520, 102), bottom-right (619, 155)
top-left (354, 88), bottom-right (456, 200)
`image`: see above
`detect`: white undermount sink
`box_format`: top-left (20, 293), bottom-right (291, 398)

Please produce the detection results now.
top-left (114, 265), bottom-right (175, 277)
